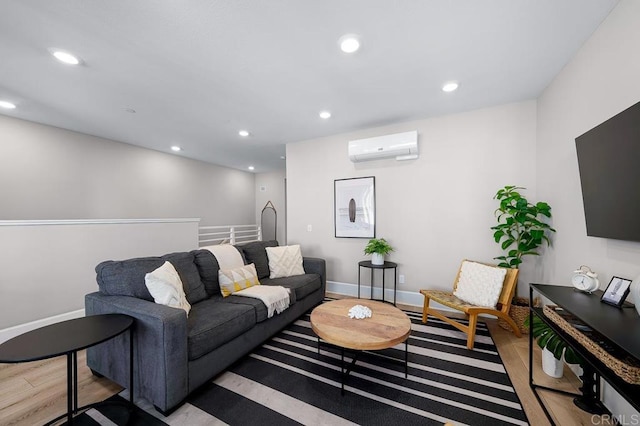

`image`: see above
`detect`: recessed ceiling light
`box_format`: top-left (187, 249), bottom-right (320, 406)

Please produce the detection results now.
top-left (248, 166), bottom-right (255, 171)
top-left (238, 130), bottom-right (250, 137)
top-left (51, 49), bottom-right (81, 65)
top-left (339, 34), bottom-right (361, 53)
top-left (0, 100), bottom-right (16, 109)
top-left (171, 145), bottom-right (182, 152)
top-left (442, 82), bottom-right (459, 92)
top-left (319, 111), bottom-right (331, 119)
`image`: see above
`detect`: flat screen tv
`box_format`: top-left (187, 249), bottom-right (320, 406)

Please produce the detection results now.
top-left (575, 100), bottom-right (640, 242)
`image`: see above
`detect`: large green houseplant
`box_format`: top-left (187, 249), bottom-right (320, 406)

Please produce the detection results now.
top-left (491, 186), bottom-right (556, 332)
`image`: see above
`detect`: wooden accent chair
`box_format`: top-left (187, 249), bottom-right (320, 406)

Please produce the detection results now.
top-left (420, 260), bottom-right (521, 350)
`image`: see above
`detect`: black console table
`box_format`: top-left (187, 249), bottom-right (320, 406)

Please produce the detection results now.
top-left (358, 261), bottom-right (398, 305)
top-left (529, 284), bottom-right (640, 425)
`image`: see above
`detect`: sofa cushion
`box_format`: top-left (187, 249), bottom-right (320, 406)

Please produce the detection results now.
top-left (222, 295), bottom-right (269, 323)
top-left (187, 297), bottom-right (256, 360)
top-left (96, 257), bottom-right (164, 301)
top-left (162, 252), bottom-right (208, 305)
top-left (191, 249), bottom-right (221, 297)
top-left (261, 273), bottom-right (321, 304)
top-left (236, 240), bottom-right (278, 279)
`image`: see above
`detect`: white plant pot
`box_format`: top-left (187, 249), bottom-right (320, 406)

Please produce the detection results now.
top-left (542, 347), bottom-right (564, 378)
top-left (371, 253), bottom-right (385, 265)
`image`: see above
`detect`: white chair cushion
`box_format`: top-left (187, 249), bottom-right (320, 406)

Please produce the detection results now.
top-left (453, 261), bottom-right (507, 308)
top-left (265, 245), bottom-right (305, 279)
top-left (145, 261), bottom-right (191, 315)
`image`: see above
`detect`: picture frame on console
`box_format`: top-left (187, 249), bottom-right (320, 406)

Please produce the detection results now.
top-left (334, 176), bottom-right (375, 238)
top-left (601, 276), bottom-right (632, 308)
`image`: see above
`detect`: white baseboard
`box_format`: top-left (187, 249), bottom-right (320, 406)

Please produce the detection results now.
top-left (326, 280), bottom-right (427, 308)
top-left (0, 309), bottom-right (85, 344)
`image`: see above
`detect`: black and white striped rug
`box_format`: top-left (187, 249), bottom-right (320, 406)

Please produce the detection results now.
top-left (90, 306), bottom-right (528, 425)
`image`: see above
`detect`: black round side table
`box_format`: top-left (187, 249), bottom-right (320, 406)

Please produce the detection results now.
top-left (0, 314), bottom-right (134, 425)
top-left (358, 260), bottom-right (398, 305)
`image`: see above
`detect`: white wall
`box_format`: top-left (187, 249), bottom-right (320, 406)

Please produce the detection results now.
top-left (0, 219), bottom-right (198, 334)
top-left (0, 115), bottom-right (256, 226)
top-left (255, 170), bottom-right (286, 244)
top-left (537, 0), bottom-right (640, 290)
top-left (287, 100), bottom-right (538, 304)
top-left (536, 0), bottom-right (640, 416)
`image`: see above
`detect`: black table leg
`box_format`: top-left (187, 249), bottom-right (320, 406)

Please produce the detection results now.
top-left (404, 339), bottom-right (408, 378)
top-left (370, 268), bottom-right (374, 300)
top-left (574, 365), bottom-right (608, 414)
top-left (66, 352), bottom-right (73, 424)
top-left (73, 351), bottom-right (78, 414)
top-left (382, 268), bottom-right (386, 303)
top-left (129, 327), bottom-right (134, 405)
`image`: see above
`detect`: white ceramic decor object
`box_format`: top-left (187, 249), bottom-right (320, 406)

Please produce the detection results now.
top-left (348, 305), bottom-right (372, 319)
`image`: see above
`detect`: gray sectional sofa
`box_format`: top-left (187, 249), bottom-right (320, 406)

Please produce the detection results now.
top-left (84, 240), bottom-right (326, 414)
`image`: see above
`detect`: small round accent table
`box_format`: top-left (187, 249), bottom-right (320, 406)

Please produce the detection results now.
top-left (310, 299), bottom-right (411, 393)
top-left (0, 314), bottom-right (134, 425)
top-left (358, 260), bottom-right (398, 305)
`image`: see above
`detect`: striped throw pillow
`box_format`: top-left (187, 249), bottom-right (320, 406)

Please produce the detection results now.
top-left (218, 263), bottom-right (260, 297)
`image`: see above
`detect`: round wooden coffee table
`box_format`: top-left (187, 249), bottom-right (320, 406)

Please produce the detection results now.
top-left (310, 299), bottom-right (411, 393)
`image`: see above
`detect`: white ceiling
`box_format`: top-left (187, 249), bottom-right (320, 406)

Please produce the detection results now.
top-left (0, 0), bottom-right (619, 172)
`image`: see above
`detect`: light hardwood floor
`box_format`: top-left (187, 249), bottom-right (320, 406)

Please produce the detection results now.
top-left (0, 301), bottom-right (613, 425)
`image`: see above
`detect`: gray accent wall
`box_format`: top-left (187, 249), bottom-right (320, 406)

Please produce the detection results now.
top-left (0, 115), bottom-right (255, 225)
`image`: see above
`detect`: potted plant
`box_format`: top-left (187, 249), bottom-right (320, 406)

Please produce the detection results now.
top-left (491, 185), bottom-right (556, 332)
top-left (364, 238), bottom-right (394, 265)
top-left (525, 315), bottom-right (582, 378)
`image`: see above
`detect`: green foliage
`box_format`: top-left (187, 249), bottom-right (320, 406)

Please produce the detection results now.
top-left (491, 186), bottom-right (556, 269)
top-left (525, 315), bottom-right (582, 364)
top-left (363, 238), bottom-right (394, 255)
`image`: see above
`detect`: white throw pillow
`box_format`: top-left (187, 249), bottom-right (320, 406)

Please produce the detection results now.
top-left (265, 245), bottom-right (305, 279)
top-left (218, 263), bottom-right (261, 297)
top-left (145, 261), bottom-right (191, 315)
top-left (453, 261), bottom-right (507, 308)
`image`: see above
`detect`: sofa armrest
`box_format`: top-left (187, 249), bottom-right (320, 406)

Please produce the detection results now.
top-left (85, 292), bottom-right (188, 412)
top-left (303, 257), bottom-right (326, 294)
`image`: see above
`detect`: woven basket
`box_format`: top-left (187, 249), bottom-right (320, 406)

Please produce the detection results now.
top-left (543, 305), bottom-right (640, 384)
top-left (498, 297), bottom-right (539, 334)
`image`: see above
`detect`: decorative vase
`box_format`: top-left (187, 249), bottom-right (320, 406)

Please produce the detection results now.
top-left (542, 347), bottom-right (564, 378)
top-left (371, 253), bottom-right (384, 265)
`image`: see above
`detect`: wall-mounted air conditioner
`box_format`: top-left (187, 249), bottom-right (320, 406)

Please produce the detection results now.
top-left (348, 131), bottom-right (419, 162)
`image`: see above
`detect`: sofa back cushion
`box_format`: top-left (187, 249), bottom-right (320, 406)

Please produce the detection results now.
top-left (235, 240), bottom-right (278, 279)
top-left (96, 252), bottom-right (208, 305)
top-left (96, 257), bottom-right (164, 301)
top-left (161, 252), bottom-right (208, 305)
top-left (191, 249), bottom-right (221, 297)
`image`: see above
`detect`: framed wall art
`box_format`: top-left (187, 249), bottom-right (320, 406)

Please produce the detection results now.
top-left (334, 176), bottom-right (375, 238)
top-left (601, 276), bottom-right (632, 308)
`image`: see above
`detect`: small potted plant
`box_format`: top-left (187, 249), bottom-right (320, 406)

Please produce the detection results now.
top-left (364, 238), bottom-right (394, 265)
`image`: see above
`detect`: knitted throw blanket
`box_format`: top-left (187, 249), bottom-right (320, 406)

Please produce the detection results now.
top-left (234, 285), bottom-right (290, 318)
